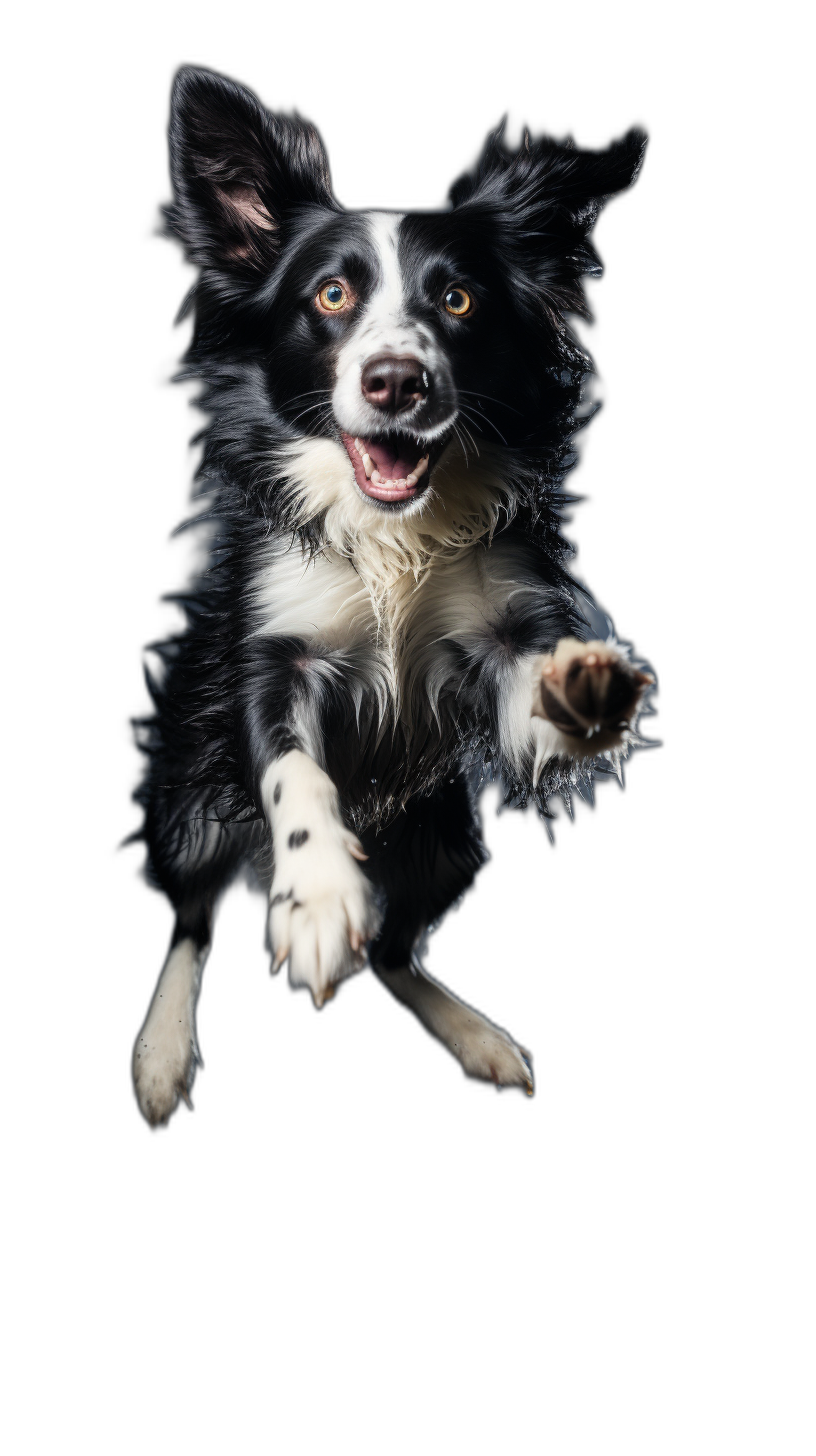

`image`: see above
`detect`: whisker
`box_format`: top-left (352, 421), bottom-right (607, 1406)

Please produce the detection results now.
top-left (286, 399), bottom-right (334, 428)
top-left (285, 388), bottom-right (332, 405)
top-left (458, 388), bottom-right (523, 417)
top-left (451, 422), bottom-right (470, 466)
top-left (459, 405), bottom-right (508, 446)
top-left (457, 419), bottom-right (481, 457)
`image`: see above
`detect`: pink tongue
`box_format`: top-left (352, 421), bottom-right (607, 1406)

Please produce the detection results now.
top-left (363, 437), bottom-right (422, 480)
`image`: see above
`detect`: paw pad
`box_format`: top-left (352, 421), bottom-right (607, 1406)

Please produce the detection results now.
top-left (536, 638), bottom-right (651, 739)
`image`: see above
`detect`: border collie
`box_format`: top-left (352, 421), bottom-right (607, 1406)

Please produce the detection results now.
top-left (132, 65), bottom-right (654, 1125)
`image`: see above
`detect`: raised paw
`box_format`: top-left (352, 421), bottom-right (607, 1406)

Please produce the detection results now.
top-left (269, 828), bottom-right (381, 1008)
top-left (533, 637), bottom-right (651, 753)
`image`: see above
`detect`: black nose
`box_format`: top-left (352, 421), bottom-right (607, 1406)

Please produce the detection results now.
top-left (360, 355), bottom-right (430, 414)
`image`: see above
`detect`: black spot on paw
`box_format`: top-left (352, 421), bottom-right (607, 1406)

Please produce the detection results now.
top-left (288, 829), bottom-right (309, 849)
top-left (270, 889), bottom-right (294, 908)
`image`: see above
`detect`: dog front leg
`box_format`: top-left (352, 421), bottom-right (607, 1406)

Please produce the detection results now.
top-left (261, 750), bottom-right (381, 1007)
top-left (492, 639), bottom-right (652, 782)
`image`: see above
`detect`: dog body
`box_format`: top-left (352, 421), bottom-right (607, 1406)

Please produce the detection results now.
top-left (133, 67), bottom-right (653, 1124)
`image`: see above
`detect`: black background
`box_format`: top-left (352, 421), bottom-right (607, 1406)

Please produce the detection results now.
top-left (73, 36), bottom-right (705, 1217)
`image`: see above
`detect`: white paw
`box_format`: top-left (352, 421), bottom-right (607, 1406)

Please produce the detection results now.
top-left (452, 1014), bottom-right (534, 1094)
top-left (134, 1007), bottom-right (198, 1129)
top-left (269, 825), bottom-right (381, 1008)
top-left (132, 940), bottom-right (200, 1126)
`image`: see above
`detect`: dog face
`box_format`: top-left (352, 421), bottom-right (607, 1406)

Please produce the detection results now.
top-left (167, 67), bottom-right (645, 520)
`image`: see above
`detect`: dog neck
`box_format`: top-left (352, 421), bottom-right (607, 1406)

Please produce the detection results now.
top-left (277, 435), bottom-right (512, 607)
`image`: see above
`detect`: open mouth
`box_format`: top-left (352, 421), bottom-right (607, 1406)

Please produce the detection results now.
top-left (340, 431), bottom-right (444, 506)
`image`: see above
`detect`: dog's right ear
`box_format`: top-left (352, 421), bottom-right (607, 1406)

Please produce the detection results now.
top-left (165, 66), bottom-right (335, 273)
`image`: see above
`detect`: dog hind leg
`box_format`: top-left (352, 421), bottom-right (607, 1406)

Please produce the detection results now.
top-left (132, 901), bottom-right (211, 1126)
top-left (374, 962), bottom-right (534, 1094)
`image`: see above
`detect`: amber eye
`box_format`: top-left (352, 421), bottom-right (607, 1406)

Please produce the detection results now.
top-left (443, 286), bottom-right (473, 317)
top-left (317, 280), bottom-right (348, 312)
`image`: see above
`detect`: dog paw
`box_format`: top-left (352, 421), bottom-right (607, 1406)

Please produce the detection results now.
top-left (453, 1015), bottom-right (534, 1094)
top-left (532, 637), bottom-right (651, 753)
top-left (133, 1012), bottom-right (196, 1127)
top-left (269, 828), bottom-right (381, 1008)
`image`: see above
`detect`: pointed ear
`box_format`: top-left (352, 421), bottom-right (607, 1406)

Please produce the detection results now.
top-left (450, 122), bottom-right (646, 220)
top-left (450, 124), bottom-right (647, 316)
top-left (531, 126), bottom-right (646, 223)
top-left (165, 66), bottom-right (335, 273)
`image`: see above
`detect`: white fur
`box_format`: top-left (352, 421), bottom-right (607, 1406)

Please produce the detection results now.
top-left (262, 750), bottom-right (381, 1006)
top-left (374, 964), bottom-right (533, 1091)
top-left (267, 434), bottom-right (512, 708)
top-left (495, 653), bottom-right (576, 778)
top-left (331, 212), bottom-right (450, 440)
top-left (133, 937), bottom-right (203, 1124)
top-left (258, 434), bottom-right (636, 784)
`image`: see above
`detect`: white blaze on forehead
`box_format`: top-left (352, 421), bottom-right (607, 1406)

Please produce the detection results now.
top-left (331, 210), bottom-right (443, 436)
top-left (359, 211), bottom-right (408, 347)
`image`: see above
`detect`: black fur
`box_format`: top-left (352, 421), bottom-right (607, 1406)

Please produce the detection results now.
top-left (134, 66), bottom-right (650, 988)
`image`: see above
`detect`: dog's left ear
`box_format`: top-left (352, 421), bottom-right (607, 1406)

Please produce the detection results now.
top-left (450, 122), bottom-right (647, 226)
top-left (450, 124), bottom-right (647, 318)
top-left (165, 66), bottom-right (335, 274)
top-left (528, 126), bottom-right (646, 221)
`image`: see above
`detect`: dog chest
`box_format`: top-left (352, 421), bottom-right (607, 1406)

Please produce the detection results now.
top-left (249, 537), bottom-right (507, 706)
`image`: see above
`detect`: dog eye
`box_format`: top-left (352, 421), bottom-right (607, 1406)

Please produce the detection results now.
top-left (317, 281), bottom-right (349, 312)
top-left (443, 287), bottom-right (473, 317)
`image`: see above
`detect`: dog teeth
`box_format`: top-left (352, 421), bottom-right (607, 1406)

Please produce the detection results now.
top-left (366, 455), bottom-right (429, 490)
top-left (354, 439), bottom-right (375, 479)
top-left (404, 458), bottom-right (429, 487)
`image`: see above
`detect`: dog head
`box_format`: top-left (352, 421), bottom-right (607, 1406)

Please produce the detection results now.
top-left (166, 67), bottom-right (645, 533)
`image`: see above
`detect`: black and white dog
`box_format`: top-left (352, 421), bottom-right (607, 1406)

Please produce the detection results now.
top-left (132, 65), bottom-right (654, 1125)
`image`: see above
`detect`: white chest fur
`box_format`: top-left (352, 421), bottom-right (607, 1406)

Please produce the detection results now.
top-left (250, 534), bottom-right (516, 715)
